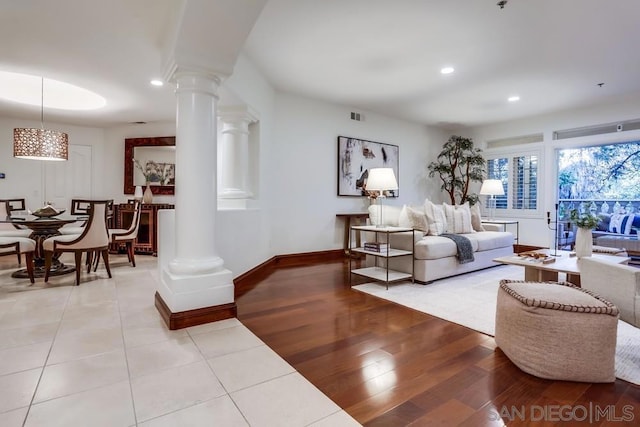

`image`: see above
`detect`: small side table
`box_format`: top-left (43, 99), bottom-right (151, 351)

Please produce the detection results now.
top-left (482, 219), bottom-right (519, 243)
top-left (349, 225), bottom-right (415, 289)
top-left (336, 213), bottom-right (369, 257)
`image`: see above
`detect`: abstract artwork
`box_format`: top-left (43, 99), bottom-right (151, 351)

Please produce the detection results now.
top-left (337, 136), bottom-right (399, 196)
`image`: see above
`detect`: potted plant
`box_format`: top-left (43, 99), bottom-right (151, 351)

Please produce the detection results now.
top-left (569, 209), bottom-right (599, 258)
top-left (427, 135), bottom-right (485, 205)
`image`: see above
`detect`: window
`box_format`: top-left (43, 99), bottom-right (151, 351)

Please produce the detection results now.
top-left (556, 140), bottom-right (640, 217)
top-left (486, 152), bottom-right (539, 214)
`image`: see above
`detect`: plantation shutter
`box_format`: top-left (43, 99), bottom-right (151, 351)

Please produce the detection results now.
top-left (512, 155), bottom-right (537, 210)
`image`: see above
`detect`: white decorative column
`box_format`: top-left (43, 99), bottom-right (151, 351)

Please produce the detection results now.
top-left (218, 106), bottom-right (257, 201)
top-left (156, 70), bottom-right (235, 328)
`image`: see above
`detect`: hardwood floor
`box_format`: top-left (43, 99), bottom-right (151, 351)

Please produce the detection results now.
top-left (236, 260), bottom-right (640, 426)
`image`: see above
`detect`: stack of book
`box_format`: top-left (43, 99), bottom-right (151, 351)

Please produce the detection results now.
top-left (363, 242), bottom-right (389, 253)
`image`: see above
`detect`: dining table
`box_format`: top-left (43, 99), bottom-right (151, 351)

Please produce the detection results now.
top-left (1, 214), bottom-right (87, 279)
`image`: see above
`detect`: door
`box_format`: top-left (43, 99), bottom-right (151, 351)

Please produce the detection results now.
top-left (44, 145), bottom-right (92, 210)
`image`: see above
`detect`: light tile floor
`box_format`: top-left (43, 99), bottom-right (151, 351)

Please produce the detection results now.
top-left (0, 254), bottom-right (360, 427)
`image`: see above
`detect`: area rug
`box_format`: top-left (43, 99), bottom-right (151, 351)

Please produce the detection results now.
top-left (353, 265), bottom-right (640, 386)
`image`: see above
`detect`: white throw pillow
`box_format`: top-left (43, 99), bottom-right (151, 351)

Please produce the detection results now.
top-left (423, 199), bottom-right (447, 236)
top-left (398, 205), bottom-right (410, 228)
top-left (405, 206), bottom-right (429, 233)
top-left (443, 202), bottom-right (474, 234)
top-left (470, 203), bottom-right (485, 232)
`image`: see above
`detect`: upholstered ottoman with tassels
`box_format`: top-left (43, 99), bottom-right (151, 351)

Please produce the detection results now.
top-left (495, 280), bottom-right (619, 383)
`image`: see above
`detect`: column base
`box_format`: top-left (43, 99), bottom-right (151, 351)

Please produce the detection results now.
top-left (158, 264), bottom-right (234, 313)
top-left (155, 292), bottom-right (236, 330)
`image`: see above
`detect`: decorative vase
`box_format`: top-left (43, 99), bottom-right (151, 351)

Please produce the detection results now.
top-left (575, 227), bottom-right (593, 258)
top-left (143, 183), bottom-right (153, 204)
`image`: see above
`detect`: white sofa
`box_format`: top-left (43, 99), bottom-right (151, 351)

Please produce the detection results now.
top-left (365, 204), bottom-right (514, 283)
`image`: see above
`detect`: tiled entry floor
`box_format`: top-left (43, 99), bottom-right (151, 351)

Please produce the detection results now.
top-left (0, 254), bottom-right (359, 426)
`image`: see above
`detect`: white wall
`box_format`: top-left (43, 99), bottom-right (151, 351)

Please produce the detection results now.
top-left (270, 92), bottom-right (444, 255)
top-left (217, 54), bottom-right (276, 275)
top-left (0, 117), bottom-right (104, 210)
top-left (465, 96), bottom-right (640, 247)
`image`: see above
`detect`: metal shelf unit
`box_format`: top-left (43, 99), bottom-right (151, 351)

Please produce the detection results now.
top-left (349, 225), bottom-right (415, 290)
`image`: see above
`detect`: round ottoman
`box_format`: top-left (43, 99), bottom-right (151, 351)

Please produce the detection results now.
top-left (495, 280), bottom-right (619, 383)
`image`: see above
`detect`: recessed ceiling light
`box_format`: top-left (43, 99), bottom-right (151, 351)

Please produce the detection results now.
top-left (0, 71), bottom-right (106, 110)
top-left (508, 95), bottom-right (520, 102)
top-left (440, 67), bottom-right (455, 75)
top-left (150, 79), bottom-right (164, 87)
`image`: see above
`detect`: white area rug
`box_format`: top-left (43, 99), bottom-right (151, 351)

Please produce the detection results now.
top-left (353, 265), bottom-right (640, 386)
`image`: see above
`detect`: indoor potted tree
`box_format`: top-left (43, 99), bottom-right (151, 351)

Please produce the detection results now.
top-left (427, 135), bottom-right (486, 205)
top-left (569, 209), bottom-right (600, 258)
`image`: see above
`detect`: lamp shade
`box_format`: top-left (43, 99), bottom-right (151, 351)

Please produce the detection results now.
top-left (480, 179), bottom-right (504, 196)
top-left (134, 185), bottom-right (143, 200)
top-left (366, 168), bottom-right (398, 191)
top-left (13, 128), bottom-right (68, 161)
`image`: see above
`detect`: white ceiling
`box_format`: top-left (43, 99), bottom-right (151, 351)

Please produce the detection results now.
top-left (2, 0), bottom-right (640, 129)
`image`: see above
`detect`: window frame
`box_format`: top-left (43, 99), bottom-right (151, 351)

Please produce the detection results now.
top-left (483, 147), bottom-right (543, 219)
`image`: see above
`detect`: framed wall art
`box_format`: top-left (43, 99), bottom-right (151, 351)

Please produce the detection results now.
top-left (337, 136), bottom-right (399, 197)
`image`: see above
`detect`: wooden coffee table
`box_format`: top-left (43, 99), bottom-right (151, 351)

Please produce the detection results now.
top-left (493, 250), bottom-right (630, 286)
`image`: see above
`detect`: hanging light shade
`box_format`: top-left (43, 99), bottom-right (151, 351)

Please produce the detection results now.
top-left (13, 128), bottom-right (68, 161)
top-left (13, 77), bottom-right (68, 161)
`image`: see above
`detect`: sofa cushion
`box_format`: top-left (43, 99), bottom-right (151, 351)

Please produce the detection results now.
top-left (470, 203), bottom-right (485, 232)
top-left (398, 205), bottom-right (410, 228)
top-left (424, 200), bottom-right (447, 236)
top-left (608, 213), bottom-right (639, 235)
top-left (405, 206), bottom-right (429, 233)
top-left (466, 231), bottom-right (514, 252)
top-left (414, 235), bottom-right (479, 260)
top-left (443, 202), bottom-right (474, 234)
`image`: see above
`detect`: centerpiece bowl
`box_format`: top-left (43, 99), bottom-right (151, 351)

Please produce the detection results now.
top-left (32, 207), bottom-right (66, 218)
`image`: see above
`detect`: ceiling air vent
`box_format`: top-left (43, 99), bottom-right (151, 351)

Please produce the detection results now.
top-left (350, 112), bottom-right (364, 121)
top-left (553, 118), bottom-right (640, 140)
top-left (486, 133), bottom-right (543, 148)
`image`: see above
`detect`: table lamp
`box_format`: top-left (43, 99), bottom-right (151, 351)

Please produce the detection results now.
top-left (480, 179), bottom-right (504, 220)
top-left (366, 168), bottom-right (398, 227)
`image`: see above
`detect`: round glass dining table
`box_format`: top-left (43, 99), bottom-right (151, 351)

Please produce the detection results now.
top-left (1, 214), bottom-right (87, 279)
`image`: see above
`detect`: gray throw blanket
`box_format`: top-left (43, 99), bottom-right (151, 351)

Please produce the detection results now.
top-left (441, 233), bottom-right (475, 264)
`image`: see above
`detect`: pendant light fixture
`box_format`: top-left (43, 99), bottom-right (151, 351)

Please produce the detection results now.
top-left (13, 77), bottom-right (68, 161)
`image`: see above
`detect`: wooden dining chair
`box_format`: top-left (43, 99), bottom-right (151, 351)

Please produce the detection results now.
top-left (0, 237), bottom-right (36, 283)
top-left (61, 199), bottom-right (113, 235)
top-left (0, 200), bottom-right (32, 242)
top-left (2, 198), bottom-right (27, 213)
top-left (91, 200), bottom-right (142, 271)
top-left (43, 200), bottom-right (112, 286)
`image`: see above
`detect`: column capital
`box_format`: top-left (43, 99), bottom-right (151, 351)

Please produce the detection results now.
top-left (168, 68), bottom-right (225, 99)
top-left (218, 105), bottom-right (259, 124)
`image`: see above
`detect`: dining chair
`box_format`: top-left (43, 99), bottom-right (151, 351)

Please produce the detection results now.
top-left (0, 200), bottom-right (32, 241)
top-left (2, 198), bottom-right (27, 213)
top-left (0, 236), bottom-right (36, 283)
top-left (43, 200), bottom-right (112, 286)
top-left (61, 199), bottom-right (114, 235)
top-left (91, 200), bottom-right (142, 271)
